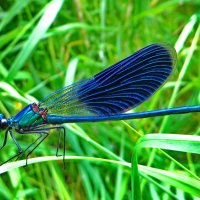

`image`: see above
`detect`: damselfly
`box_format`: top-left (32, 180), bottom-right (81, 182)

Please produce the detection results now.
top-left (1, 43), bottom-right (200, 165)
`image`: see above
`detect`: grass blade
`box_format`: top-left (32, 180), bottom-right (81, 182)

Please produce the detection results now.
top-left (5, 0), bottom-right (64, 82)
top-left (132, 134), bottom-right (200, 199)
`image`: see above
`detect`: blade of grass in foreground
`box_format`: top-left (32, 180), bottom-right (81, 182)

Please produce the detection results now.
top-left (0, 154), bottom-right (199, 198)
top-left (132, 134), bottom-right (200, 200)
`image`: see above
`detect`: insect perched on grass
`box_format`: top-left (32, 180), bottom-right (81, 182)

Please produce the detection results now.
top-left (1, 43), bottom-right (200, 165)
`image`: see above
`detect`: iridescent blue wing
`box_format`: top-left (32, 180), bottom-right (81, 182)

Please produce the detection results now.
top-left (39, 43), bottom-right (177, 116)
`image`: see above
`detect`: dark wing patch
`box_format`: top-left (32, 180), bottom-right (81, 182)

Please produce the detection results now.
top-left (40, 43), bottom-right (176, 116)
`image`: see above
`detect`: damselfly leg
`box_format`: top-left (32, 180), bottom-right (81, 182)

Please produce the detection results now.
top-left (0, 129), bottom-right (23, 165)
top-left (0, 129), bottom-right (9, 151)
top-left (55, 126), bottom-right (66, 157)
top-left (17, 126), bottom-right (66, 165)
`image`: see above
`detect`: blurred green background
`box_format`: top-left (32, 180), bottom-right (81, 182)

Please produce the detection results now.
top-left (0, 0), bottom-right (200, 199)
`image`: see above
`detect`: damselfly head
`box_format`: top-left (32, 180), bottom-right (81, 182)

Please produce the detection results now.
top-left (0, 114), bottom-right (8, 129)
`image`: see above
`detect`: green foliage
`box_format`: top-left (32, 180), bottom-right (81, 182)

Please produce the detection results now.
top-left (0, 0), bottom-right (200, 199)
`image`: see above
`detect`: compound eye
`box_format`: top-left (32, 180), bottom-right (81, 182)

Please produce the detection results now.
top-left (0, 114), bottom-right (8, 129)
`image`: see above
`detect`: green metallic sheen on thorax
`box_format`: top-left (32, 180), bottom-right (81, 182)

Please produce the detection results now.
top-left (19, 111), bottom-right (40, 127)
top-left (11, 104), bottom-right (45, 130)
